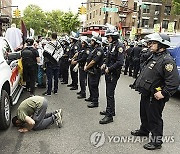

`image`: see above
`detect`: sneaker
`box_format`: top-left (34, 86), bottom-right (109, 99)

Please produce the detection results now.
top-left (54, 108), bottom-right (62, 114)
top-left (42, 91), bottom-right (51, 96)
top-left (53, 91), bottom-right (58, 95)
top-left (55, 109), bottom-right (63, 128)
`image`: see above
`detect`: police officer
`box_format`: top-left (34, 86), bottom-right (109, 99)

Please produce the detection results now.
top-left (140, 40), bottom-right (152, 71)
top-left (99, 27), bottom-right (124, 124)
top-left (72, 38), bottom-right (90, 99)
top-left (21, 38), bottom-right (40, 96)
top-left (124, 42), bottom-right (134, 76)
top-left (131, 41), bottom-right (142, 78)
top-left (61, 39), bottom-right (70, 84)
top-left (67, 34), bottom-right (80, 90)
top-left (131, 33), bottom-right (180, 150)
top-left (84, 36), bottom-right (104, 108)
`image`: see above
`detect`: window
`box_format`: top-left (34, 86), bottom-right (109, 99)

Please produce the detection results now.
top-left (87, 14), bottom-right (88, 20)
top-left (142, 19), bottom-right (149, 27)
top-left (155, 5), bottom-right (160, 11)
top-left (162, 20), bottom-right (169, 29)
top-left (164, 6), bottom-right (171, 15)
top-left (153, 20), bottom-right (158, 25)
top-left (134, 2), bottom-right (137, 11)
top-left (93, 11), bottom-right (95, 18)
top-left (142, 4), bottom-right (150, 13)
top-left (90, 13), bottom-right (92, 19)
top-left (109, 17), bottom-right (111, 24)
top-left (132, 18), bottom-right (136, 26)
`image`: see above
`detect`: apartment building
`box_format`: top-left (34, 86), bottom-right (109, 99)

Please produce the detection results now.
top-left (85, 0), bottom-right (180, 36)
top-left (85, 0), bottom-right (134, 33)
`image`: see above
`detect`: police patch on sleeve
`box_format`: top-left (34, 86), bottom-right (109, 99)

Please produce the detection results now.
top-left (66, 48), bottom-right (69, 52)
top-left (74, 46), bottom-right (78, 50)
top-left (86, 50), bottom-right (90, 54)
top-left (165, 63), bottom-right (173, 72)
top-left (119, 47), bottom-right (123, 53)
top-left (97, 51), bottom-right (102, 56)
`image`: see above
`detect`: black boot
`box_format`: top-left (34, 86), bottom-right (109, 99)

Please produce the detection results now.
top-left (67, 84), bottom-right (73, 87)
top-left (77, 94), bottom-right (86, 99)
top-left (87, 102), bottom-right (98, 108)
top-left (85, 97), bottom-right (92, 102)
top-left (70, 86), bottom-right (78, 90)
top-left (76, 91), bottom-right (82, 95)
top-left (143, 142), bottom-right (162, 150)
top-left (100, 111), bottom-right (115, 116)
top-left (99, 116), bottom-right (113, 124)
top-left (131, 129), bottom-right (149, 136)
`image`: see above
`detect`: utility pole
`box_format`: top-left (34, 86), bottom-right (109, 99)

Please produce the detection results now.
top-left (104, 0), bottom-right (109, 25)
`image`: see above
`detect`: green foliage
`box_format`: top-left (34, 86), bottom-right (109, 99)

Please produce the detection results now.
top-left (23, 5), bottom-right (46, 36)
top-left (173, 0), bottom-right (180, 15)
top-left (60, 12), bottom-right (81, 35)
top-left (21, 4), bottom-right (81, 36)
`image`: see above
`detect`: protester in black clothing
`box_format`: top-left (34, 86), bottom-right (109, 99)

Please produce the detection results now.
top-left (21, 38), bottom-right (40, 96)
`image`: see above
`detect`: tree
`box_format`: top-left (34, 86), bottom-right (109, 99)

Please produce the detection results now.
top-left (173, 0), bottom-right (180, 15)
top-left (23, 5), bottom-right (46, 36)
top-left (45, 10), bottom-right (64, 34)
top-left (60, 12), bottom-right (81, 35)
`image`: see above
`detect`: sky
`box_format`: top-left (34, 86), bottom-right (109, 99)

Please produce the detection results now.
top-left (12, 0), bottom-right (87, 13)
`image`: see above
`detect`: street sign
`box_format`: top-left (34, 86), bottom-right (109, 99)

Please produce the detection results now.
top-left (102, 7), bottom-right (118, 12)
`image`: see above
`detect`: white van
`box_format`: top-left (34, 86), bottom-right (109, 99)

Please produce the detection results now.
top-left (0, 37), bottom-right (23, 130)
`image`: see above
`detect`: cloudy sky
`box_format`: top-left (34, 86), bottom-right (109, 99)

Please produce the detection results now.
top-left (12, 0), bottom-right (87, 13)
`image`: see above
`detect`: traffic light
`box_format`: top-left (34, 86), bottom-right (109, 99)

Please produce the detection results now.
top-left (78, 7), bottom-right (82, 15)
top-left (13, 9), bottom-right (21, 18)
top-left (81, 6), bottom-right (86, 14)
top-left (78, 6), bottom-right (86, 15)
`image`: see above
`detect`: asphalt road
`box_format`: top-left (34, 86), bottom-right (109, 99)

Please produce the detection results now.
top-left (0, 74), bottom-right (180, 154)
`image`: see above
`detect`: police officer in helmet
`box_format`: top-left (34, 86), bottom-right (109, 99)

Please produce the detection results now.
top-left (131, 33), bottom-right (180, 150)
top-left (84, 36), bottom-right (104, 108)
top-left (67, 33), bottom-right (80, 90)
top-left (99, 25), bottom-right (124, 124)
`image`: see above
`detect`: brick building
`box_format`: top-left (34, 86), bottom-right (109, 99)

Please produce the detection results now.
top-left (85, 0), bottom-right (180, 36)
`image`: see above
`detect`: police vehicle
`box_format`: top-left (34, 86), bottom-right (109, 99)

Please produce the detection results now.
top-left (0, 37), bottom-right (23, 130)
top-left (168, 35), bottom-right (180, 91)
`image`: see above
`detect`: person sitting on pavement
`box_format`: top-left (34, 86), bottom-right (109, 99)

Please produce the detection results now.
top-left (12, 96), bottom-right (63, 133)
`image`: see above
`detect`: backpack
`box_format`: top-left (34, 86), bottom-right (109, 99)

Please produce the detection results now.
top-left (21, 48), bottom-right (36, 66)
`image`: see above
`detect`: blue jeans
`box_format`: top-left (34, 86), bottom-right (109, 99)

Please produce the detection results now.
top-left (46, 66), bottom-right (59, 94)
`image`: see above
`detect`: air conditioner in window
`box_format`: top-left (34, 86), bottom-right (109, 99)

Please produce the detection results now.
top-left (144, 25), bottom-right (149, 28)
top-left (155, 11), bottom-right (159, 15)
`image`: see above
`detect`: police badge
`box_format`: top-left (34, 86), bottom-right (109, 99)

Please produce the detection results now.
top-left (97, 51), bottom-right (102, 56)
top-left (86, 50), bottom-right (90, 54)
top-left (165, 63), bottom-right (173, 72)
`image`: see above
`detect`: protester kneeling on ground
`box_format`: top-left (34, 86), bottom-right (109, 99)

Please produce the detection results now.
top-left (12, 96), bottom-right (63, 132)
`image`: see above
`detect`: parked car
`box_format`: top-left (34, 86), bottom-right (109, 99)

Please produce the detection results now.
top-left (0, 37), bottom-right (23, 130)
